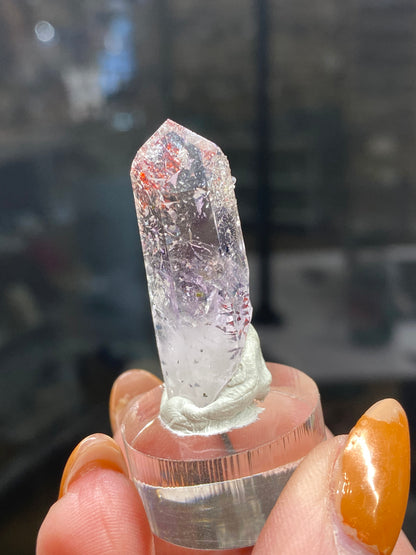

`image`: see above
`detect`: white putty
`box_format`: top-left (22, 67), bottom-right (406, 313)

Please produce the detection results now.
top-left (159, 324), bottom-right (272, 436)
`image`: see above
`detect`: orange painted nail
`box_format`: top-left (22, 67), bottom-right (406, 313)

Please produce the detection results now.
top-left (59, 434), bottom-right (128, 499)
top-left (109, 369), bottom-right (162, 433)
top-left (336, 398), bottom-right (410, 555)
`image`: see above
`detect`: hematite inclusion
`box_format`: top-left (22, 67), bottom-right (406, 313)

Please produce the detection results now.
top-left (131, 120), bottom-right (252, 407)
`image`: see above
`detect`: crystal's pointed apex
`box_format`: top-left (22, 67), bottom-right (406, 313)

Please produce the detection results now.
top-left (152, 118), bottom-right (182, 138)
top-left (137, 120), bottom-right (220, 158)
top-left (162, 118), bottom-right (181, 130)
top-left (131, 120), bottom-right (224, 186)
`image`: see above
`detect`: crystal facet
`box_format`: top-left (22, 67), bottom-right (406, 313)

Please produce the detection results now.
top-left (131, 120), bottom-right (252, 407)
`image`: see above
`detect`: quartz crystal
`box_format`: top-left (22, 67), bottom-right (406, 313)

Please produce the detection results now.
top-left (131, 120), bottom-right (252, 407)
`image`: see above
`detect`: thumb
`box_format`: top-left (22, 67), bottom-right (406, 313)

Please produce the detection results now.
top-left (254, 399), bottom-right (413, 555)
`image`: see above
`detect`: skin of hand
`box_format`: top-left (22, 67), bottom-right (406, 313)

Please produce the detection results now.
top-left (37, 368), bottom-right (415, 555)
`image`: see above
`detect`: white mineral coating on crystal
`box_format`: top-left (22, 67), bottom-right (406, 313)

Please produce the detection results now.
top-left (130, 120), bottom-right (252, 407)
top-left (159, 324), bottom-right (271, 436)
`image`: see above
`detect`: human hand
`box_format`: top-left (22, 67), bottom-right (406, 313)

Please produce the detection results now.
top-left (37, 367), bottom-right (414, 555)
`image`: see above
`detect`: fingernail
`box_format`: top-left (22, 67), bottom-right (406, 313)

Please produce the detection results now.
top-left (334, 398), bottom-right (410, 555)
top-left (59, 434), bottom-right (128, 498)
top-left (109, 369), bottom-right (162, 433)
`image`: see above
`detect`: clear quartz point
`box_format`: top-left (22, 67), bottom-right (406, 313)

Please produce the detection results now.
top-left (131, 120), bottom-right (252, 407)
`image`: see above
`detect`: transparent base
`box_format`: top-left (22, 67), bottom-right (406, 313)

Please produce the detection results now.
top-left (122, 363), bottom-right (326, 550)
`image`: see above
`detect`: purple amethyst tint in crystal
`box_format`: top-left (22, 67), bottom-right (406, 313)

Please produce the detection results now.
top-left (131, 120), bottom-right (252, 407)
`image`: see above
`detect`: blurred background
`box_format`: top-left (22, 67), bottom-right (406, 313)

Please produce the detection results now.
top-left (0, 0), bottom-right (415, 552)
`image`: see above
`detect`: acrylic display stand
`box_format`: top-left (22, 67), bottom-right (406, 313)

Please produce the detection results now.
top-left (122, 363), bottom-right (326, 550)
